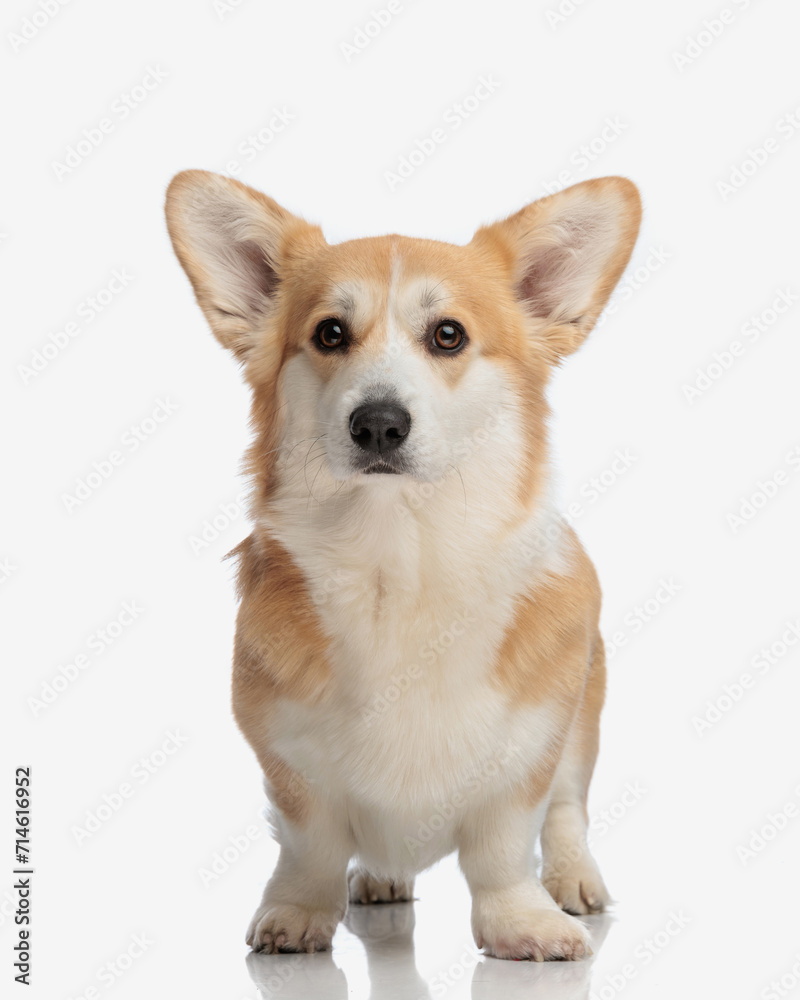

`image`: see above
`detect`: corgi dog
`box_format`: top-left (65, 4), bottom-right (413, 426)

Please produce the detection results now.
top-left (165, 171), bottom-right (641, 962)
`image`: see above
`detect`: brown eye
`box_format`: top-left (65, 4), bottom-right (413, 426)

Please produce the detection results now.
top-left (315, 318), bottom-right (347, 350)
top-left (432, 321), bottom-right (466, 352)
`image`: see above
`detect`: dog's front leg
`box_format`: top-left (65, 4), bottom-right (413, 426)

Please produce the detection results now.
top-left (457, 797), bottom-right (591, 961)
top-left (246, 797), bottom-right (354, 954)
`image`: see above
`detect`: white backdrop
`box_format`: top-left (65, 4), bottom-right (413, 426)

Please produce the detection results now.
top-left (3, 0), bottom-right (799, 997)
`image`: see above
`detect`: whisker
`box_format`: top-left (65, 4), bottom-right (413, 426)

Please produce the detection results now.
top-left (278, 447), bottom-right (326, 489)
top-left (447, 463), bottom-right (468, 524)
top-left (302, 436), bottom-right (326, 498)
top-left (261, 434), bottom-right (324, 462)
top-left (284, 434), bottom-right (327, 465)
top-left (306, 460), bottom-right (328, 508)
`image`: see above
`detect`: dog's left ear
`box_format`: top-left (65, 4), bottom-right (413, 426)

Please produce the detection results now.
top-left (472, 176), bottom-right (641, 358)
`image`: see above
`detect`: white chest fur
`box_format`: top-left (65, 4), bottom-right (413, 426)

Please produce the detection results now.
top-left (259, 475), bottom-right (570, 872)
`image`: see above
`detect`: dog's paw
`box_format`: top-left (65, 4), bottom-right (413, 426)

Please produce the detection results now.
top-left (542, 860), bottom-right (611, 915)
top-left (246, 902), bottom-right (341, 954)
top-left (348, 867), bottom-right (415, 904)
top-left (474, 904), bottom-right (590, 962)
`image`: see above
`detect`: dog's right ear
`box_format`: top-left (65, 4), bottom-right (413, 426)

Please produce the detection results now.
top-left (165, 170), bottom-right (322, 359)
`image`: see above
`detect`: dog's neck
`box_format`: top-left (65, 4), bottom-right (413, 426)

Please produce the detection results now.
top-left (254, 459), bottom-right (569, 618)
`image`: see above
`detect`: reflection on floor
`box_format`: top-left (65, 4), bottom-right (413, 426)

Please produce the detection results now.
top-left (245, 859), bottom-right (614, 1000)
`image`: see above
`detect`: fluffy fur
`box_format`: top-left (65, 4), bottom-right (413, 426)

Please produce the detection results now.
top-left (165, 170), bottom-right (641, 961)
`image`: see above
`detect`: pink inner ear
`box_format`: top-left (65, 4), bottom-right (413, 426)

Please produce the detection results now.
top-left (516, 213), bottom-right (612, 321)
top-left (212, 237), bottom-right (278, 320)
top-left (518, 243), bottom-right (575, 318)
top-left (236, 240), bottom-right (279, 313)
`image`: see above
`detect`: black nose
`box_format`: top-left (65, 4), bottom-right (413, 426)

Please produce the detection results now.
top-left (349, 401), bottom-right (411, 453)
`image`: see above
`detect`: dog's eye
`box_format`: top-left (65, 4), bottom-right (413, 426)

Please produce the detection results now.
top-left (314, 319), bottom-right (347, 350)
top-left (432, 321), bottom-right (466, 352)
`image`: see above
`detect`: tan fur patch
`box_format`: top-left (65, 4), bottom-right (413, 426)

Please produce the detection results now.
top-left (492, 527), bottom-right (601, 706)
top-left (230, 533), bottom-right (332, 826)
top-left (491, 527), bottom-right (605, 810)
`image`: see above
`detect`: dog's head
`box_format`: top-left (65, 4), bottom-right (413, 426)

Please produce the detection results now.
top-left (165, 172), bottom-right (640, 517)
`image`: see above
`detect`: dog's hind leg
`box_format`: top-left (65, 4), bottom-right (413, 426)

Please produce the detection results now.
top-left (540, 635), bottom-right (611, 915)
top-left (347, 863), bottom-right (416, 904)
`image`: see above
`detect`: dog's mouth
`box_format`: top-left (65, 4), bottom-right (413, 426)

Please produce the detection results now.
top-left (361, 459), bottom-right (402, 475)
